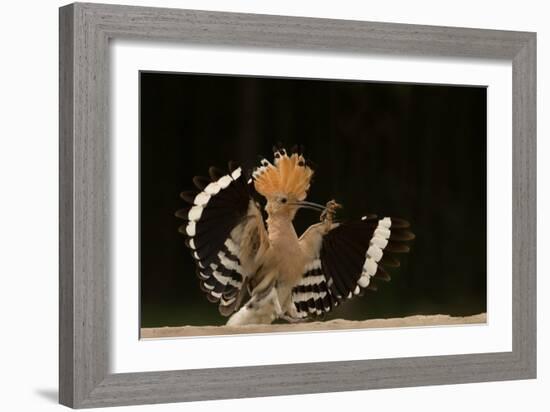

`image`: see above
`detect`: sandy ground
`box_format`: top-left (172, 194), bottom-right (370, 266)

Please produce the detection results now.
top-left (141, 313), bottom-right (486, 338)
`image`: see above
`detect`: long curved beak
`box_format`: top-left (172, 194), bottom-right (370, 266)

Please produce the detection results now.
top-left (288, 201), bottom-right (326, 211)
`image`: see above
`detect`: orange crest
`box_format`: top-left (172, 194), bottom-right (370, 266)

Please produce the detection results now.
top-left (253, 148), bottom-right (314, 201)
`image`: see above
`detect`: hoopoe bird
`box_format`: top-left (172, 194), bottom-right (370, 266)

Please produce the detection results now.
top-left (176, 145), bottom-right (414, 325)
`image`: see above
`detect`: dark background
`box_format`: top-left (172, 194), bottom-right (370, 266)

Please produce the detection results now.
top-left (140, 71), bottom-right (487, 328)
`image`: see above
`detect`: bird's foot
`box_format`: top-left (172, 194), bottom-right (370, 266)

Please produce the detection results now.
top-left (280, 314), bottom-right (309, 324)
top-left (320, 199), bottom-right (342, 222)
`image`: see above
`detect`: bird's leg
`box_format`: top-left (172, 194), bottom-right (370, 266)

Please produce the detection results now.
top-left (272, 291), bottom-right (284, 320)
top-left (320, 199), bottom-right (342, 223)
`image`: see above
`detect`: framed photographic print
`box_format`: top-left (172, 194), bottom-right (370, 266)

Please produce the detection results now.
top-left (59, 2), bottom-right (536, 408)
top-left (139, 72), bottom-right (486, 340)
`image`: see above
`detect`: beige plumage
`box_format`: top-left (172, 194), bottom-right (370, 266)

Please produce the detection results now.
top-left (177, 146), bottom-right (414, 325)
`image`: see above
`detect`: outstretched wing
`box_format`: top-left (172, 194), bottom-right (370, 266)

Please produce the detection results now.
top-left (176, 163), bottom-right (268, 316)
top-left (293, 215), bottom-right (414, 318)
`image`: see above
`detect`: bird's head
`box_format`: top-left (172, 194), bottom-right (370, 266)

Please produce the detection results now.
top-left (253, 146), bottom-right (320, 220)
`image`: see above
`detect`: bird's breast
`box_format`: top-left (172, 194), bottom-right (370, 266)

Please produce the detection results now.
top-left (269, 243), bottom-right (306, 285)
top-left (265, 216), bottom-right (306, 285)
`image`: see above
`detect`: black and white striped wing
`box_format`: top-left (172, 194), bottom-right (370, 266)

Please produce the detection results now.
top-left (292, 216), bottom-right (414, 319)
top-left (176, 164), bottom-right (267, 316)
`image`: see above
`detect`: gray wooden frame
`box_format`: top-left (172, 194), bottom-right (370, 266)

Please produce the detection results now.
top-left (59, 2), bottom-right (536, 408)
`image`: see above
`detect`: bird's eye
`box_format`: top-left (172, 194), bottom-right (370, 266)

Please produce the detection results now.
top-left (281, 198), bottom-right (287, 204)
